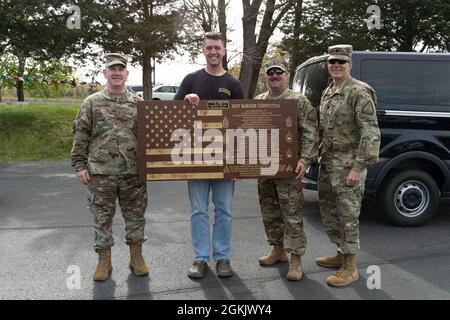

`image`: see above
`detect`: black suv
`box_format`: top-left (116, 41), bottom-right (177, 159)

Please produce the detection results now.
top-left (293, 51), bottom-right (450, 226)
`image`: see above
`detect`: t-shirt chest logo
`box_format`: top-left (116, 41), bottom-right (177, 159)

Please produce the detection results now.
top-left (218, 88), bottom-right (231, 96)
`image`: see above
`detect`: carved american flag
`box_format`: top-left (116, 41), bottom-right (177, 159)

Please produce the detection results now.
top-left (137, 100), bottom-right (299, 181)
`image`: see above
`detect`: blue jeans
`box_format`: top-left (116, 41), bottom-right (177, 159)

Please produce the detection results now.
top-left (188, 180), bottom-right (235, 262)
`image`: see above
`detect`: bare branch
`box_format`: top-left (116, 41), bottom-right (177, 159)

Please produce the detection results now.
top-left (269, 0), bottom-right (295, 35)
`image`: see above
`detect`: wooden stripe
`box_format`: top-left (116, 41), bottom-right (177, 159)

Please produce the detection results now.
top-left (203, 122), bottom-right (223, 129)
top-left (146, 149), bottom-right (173, 155)
top-left (197, 110), bottom-right (223, 116)
top-left (147, 172), bottom-right (225, 180)
top-left (147, 148), bottom-right (223, 155)
top-left (147, 161), bottom-right (223, 168)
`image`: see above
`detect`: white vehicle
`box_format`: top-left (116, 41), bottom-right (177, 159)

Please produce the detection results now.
top-left (127, 85), bottom-right (179, 100)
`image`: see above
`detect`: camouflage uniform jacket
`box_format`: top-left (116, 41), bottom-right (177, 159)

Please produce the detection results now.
top-left (319, 77), bottom-right (380, 172)
top-left (71, 88), bottom-right (143, 175)
top-left (255, 88), bottom-right (318, 167)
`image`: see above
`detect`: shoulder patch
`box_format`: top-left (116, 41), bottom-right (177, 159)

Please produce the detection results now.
top-left (307, 109), bottom-right (317, 122)
top-left (362, 103), bottom-right (375, 116)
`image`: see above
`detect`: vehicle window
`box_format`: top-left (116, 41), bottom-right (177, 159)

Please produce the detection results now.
top-left (418, 61), bottom-right (450, 106)
top-left (131, 86), bottom-right (143, 92)
top-left (362, 59), bottom-right (450, 107)
top-left (293, 61), bottom-right (329, 108)
top-left (157, 86), bottom-right (172, 93)
top-left (361, 60), bottom-right (418, 105)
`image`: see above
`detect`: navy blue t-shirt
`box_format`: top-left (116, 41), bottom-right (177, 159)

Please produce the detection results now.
top-left (174, 69), bottom-right (245, 100)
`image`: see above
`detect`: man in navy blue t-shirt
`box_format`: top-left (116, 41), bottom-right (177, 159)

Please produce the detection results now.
top-left (175, 31), bottom-right (244, 279)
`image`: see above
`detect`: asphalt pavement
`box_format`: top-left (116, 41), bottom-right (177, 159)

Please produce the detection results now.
top-left (1, 161), bottom-right (450, 300)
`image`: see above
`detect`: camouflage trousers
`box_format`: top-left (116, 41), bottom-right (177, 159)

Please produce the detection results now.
top-left (318, 165), bottom-right (367, 254)
top-left (87, 174), bottom-right (148, 252)
top-left (257, 178), bottom-right (306, 256)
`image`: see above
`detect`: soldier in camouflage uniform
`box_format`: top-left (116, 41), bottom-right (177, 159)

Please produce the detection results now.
top-left (71, 53), bottom-right (149, 281)
top-left (255, 62), bottom-right (318, 281)
top-left (316, 45), bottom-right (380, 287)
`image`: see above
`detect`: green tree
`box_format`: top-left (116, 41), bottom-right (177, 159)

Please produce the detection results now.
top-left (0, 53), bottom-right (76, 102)
top-left (0, 0), bottom-right (91, 101)
top-left (278, 0), bottom-right (306, 85)
top-left (0, 55), bottom-right (16, 102)
top-left (278, 0), bottom-right (450, 70)
top-left (83, 0), bottom-right (182, 100)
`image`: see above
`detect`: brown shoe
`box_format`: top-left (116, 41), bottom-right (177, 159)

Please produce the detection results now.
top-left (286, 254), bottom-right (302, 281)
top-left (129, 243), bottom-right (149, 276)
top-left (188, 261), bottom-right (208, 279)
top-left (258, 245), bottom-right (289, 266)
top-left (93, 247), bottom-right (112, 281)
top-left (216, 259), bottom-right (233, 278)
top-left (316, 251), bottom-right (344, 269)
top-left (326, 254), bottom-right (359, 287)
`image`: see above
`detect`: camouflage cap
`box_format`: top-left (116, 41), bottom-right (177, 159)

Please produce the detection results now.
top-left (265, 60), bottom-right (288, 74)
top-left (327, 44), bottom-right (353, 61)
top-left (104, 53), bottom-right (128, 68)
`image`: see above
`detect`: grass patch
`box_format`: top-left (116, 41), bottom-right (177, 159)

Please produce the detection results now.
top-left (0, 104), bottom-right (80, 161)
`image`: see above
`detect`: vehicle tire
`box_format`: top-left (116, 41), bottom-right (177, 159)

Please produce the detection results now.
top-left (379, 169), bottom-right (440, 227)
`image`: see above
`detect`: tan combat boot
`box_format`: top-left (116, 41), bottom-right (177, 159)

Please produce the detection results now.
top-left (258, 245), bottom-right (289, 266)
top-left (129, 243), bottom-right (149, 276)
top-left (315, 251), bottom-right (344, 269)
top-left (93, 247), bottom-right (112, 281)
top-left (286, 254), bottom-right (302, 281)
top-left (326, 254), bottom-right (359, 287)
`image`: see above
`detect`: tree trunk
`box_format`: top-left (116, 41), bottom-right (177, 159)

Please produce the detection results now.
top-left (17, 56), bottom-right (25, 101)
top-left (239, 0), bottom-right (261, 98)
top-left (246, 0), bottom-right (277, 98)
top-left (218, 0), bottom-right (228, 70)
top-left (239, 0), bottom-right (292, 98)
top-left (152, 57), bottom-right (156, 85)
top-left (0, 81), bottom-right (2, 103)
top-left (399, 7), bottom-right (415, 52)
top-left (143, 53), bottom-right (153, 100)
top-left (16, 81), bottom-right (24, 102)
top-left (289, 0), bottom-right (304, 86)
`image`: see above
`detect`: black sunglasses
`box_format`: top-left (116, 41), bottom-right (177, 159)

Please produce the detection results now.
top-left (328, 59), bottom-right (348, 65)
top-left (266, 69), bottom-right (284, 76)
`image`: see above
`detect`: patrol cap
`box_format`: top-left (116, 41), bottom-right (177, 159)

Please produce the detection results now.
top-left (104, 53), bottom-right (128, 68)
top-left (265, 60), bottom-right (288, 74)
top-left (327, 44), bottom-right (353, 61)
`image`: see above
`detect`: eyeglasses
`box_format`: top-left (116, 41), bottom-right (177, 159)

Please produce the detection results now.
top-left (266, 69), bottom-right (284, 76)
top-left (328, 59), bottom-right (348, 65)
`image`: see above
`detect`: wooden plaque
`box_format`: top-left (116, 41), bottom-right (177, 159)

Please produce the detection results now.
top-left (137, 99), bottom-right (298, 181)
